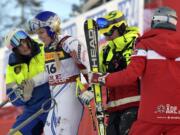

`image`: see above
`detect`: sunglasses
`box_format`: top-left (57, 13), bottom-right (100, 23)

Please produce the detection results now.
top-left (103, 27), bottom-right (117, 37)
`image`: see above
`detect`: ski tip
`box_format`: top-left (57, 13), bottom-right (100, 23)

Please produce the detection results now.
top-left (87, 19), bottom-right (94, 29)
top-left (84, 18), bottom-right (97, 30)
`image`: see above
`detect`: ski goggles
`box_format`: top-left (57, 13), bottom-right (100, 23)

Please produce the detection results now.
top-left (10, 30), bottom-right (28, 48)
top-left (28, 18), bottom-right (48, 32)
top-left (96, 18), bottom-right (110, 29)
top-left (28, 15), bottom-right (59, 32)
top-left (96, 16), bottom-right (125, 30)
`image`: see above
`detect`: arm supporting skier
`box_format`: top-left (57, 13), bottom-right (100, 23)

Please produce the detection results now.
top-left (89, 48), bottom-right (147, 87)
top-left (6, 71), bottom-right (49, 105)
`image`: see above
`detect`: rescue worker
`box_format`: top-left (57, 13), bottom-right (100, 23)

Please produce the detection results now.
top-left (90, 7), bottom-right (180, 135)
top-left (5, 28), bottom-right (51, 135)
top-left (27, 11), bottom-right (91, 135)
top-left (96, 10), bottom-right (140, 135)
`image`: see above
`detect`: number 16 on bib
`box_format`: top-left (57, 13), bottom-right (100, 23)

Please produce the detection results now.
top-left (84, 19), bottom-right (106, 135)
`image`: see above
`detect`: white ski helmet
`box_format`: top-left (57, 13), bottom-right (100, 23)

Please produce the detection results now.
top-left (4, 28), bottom-right (29, 50)
top-left (151, 6), bottom-right (177, 30)
top-left (28, 11), bottom-right (61, 38)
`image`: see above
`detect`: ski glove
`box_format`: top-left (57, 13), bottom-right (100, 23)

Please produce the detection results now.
top-left (79, 89), bottom-right (94, 105)
top-left (21, 79), bottom-right (35, 101)
top-left (10, 84), bottom-right (24, 101)
top-left (88, 72), bottom-right (109, 85)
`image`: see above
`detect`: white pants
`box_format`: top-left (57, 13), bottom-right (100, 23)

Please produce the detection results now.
top-left (44, 82), bottom-right (83, 135)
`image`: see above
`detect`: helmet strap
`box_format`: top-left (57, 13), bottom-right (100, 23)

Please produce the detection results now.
top-left (116, 23), bottom-right (127, 42)
top-left (26, 38), bottom-right (33, 49)
top-left (45, 26), bottom-right (56, 39)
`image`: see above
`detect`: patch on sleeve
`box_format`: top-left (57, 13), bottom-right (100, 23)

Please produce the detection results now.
top-left (132, 49), bottom-right (147, 57)
top-left (14, 65), bottom-right (21, 74)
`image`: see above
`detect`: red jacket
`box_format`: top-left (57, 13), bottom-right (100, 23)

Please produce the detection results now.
top-left (103, 45), bottom-right (140, 113)
top-left (105, 29), bottom-right (180, 124)
top-left (106, 81), bottom-right (139, 112)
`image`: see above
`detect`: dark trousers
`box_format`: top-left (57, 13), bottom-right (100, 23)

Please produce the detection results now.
top-left (106, 107), bottom-right (138, 135)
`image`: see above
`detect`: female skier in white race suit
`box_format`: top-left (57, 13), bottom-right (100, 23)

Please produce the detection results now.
top-left (28, 11), bottom-right (92, 135)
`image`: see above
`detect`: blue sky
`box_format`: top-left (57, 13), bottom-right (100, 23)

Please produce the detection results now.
top-left (42, 0), bottom-right (80, 21)
top-left (0, 0), bottom-right (81, 42)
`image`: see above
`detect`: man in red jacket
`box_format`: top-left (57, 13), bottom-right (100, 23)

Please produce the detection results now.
top-left (90, 6), bottom-right (180, 135)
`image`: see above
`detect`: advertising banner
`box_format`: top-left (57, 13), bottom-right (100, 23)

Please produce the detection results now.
top-left (62, 0), bottom-right (144, 45)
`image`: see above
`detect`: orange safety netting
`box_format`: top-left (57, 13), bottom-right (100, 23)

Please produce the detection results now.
top-left (0, 89), bottom-right (107, 135)
top-left (0, 105), bottom-right (98, 135)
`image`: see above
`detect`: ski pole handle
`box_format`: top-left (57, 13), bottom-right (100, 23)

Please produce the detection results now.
top-left (8, 98), bottom-right (56, 135)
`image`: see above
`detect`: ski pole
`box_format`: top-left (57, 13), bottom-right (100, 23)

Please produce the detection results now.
top-left (87, 104), bottom-right (97, 131)
top-left (8, 98), bottom-right (56, 135)
top-left (0, 87), bottom-right (24, 108)
top-left (76, 77), bottom-right (97, 131)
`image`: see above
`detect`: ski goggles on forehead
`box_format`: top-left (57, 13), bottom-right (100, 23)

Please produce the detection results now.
top-left (96, 16), bottom-right (125, 29)
top-left (28, 15), bottom-right (59, 32)
top-left (10, 30), bottom-right (28, 48)
top-left (96, 18), bottom-right (109, 29)
top-left (28, 19), bottom-right (48, 32)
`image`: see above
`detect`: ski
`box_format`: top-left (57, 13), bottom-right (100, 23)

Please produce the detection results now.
top-left (84, 18), bottom-right (106, 135)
